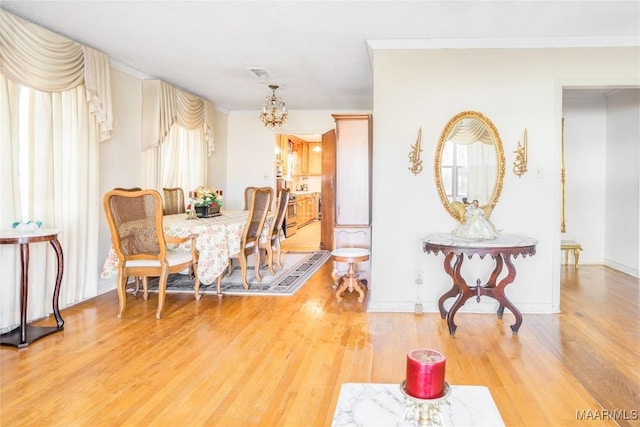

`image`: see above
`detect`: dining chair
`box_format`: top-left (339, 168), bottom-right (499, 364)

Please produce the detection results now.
top-left (103, 189), bottom-right (200, 319)
top-left (112, 187), bottom-right (143, 295)
top-left (162, 187), bottom-right (186, 215)
top-left (243, 186), bottom-right (259, 210)
top-left (259, 188), bottom-right (290, 275)
top-left (227, 187), bottom-right (272, 291)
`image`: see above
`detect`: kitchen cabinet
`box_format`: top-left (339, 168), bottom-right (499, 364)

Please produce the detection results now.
top-left (296, 193), bottom-right (319, 227)
top-left (287, 136), bottom-right (321, 177)
top-left (296, 197), bottom-right (306, 226)
top-left (276, 134), bottom-right (290, 177)
top-left (307, 143), bottom-right (322, 175)
top-left (291, 137), bottom-right (309, 176)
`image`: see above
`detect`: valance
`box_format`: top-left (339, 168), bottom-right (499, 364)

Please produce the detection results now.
top-left (142, 80), bottom-right (214, 154)
top-left (0, 10), bottom-right (113, 141)
top-left (449, 118), bottom-right (494, 145)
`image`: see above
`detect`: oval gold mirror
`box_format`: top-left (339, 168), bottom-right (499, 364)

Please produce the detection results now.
top-left (434, 111), bottom-right (505, 223)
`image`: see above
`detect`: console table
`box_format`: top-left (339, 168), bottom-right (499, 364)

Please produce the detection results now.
top-left (0, 229), bottom-right (65, 348)
top-left (422, 233), bottom-right (536, 335)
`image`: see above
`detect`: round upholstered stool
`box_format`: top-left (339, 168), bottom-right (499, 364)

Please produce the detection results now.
top-left (331, 247), bottom-right (370, 303)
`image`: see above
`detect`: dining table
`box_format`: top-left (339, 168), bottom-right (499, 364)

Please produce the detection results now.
top-left (101, 210), bottom-right (272, 285)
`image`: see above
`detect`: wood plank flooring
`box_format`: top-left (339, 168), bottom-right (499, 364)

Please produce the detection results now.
top-left (281, 220), bottom-right (321, 251)
top-left (1, 259), bottom-right (638, 426)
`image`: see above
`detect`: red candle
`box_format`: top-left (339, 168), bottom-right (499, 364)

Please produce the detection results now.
top-left (406, 349), bottom-right (446, 399)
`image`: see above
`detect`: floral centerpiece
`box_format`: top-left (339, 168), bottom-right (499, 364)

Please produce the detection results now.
top-left (189, 186), bottom-right (222, 217)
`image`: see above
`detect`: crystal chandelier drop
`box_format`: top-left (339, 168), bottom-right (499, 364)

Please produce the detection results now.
top-left (259, 84), bottom-right (288, 129)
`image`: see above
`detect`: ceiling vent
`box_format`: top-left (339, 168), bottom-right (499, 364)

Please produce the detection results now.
top-left (247, 67), bottom-right (269, 78)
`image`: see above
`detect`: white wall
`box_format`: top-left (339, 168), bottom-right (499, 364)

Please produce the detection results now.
top-left (368, 47), bottom-right (640, 314)
top-left (605, 89), bottom-right (640, 276)
top-left (207, 107), bottom-right (229, 197)
top-left (562, 95), bottom-right (607, 264)
top-left (98, 68), bottom-right (144, 293)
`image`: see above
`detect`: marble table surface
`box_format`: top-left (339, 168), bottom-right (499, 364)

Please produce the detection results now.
top-left (422, 233), bottom-right (537, 248)
top-left (332, 383), bottom-right (505, 426)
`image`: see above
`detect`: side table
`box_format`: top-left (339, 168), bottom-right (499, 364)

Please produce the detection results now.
top-left (422, 233), bottom-right (536, 335)
top-left (0, 229), bottom-right (64, 348)
top-left (331, 247), bottom-right (369, 303)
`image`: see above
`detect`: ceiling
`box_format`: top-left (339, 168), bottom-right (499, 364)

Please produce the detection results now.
top-left (2, 1), bottom-right (639, 111)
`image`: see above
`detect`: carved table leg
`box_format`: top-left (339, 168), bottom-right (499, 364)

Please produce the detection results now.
top-left (494, 254), bottom-right (523, 334)
top-left (335, 277), bottom-right (349, 302)
top-left (335, 261), bottom-right (367, 303)
top-left (438, 252), bottom-right (460, 319)
top-left (485, 255), bottom-right (503, 290)
top-left (445, 254), bottom-right (471, 335)
top-left (49, 238), bottom-right (65, 328)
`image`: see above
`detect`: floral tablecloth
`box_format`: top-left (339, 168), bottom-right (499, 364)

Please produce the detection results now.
top-left (101, 210), bottom-right (271, 285)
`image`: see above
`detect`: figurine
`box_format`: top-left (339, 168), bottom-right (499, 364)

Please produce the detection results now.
top-left (452, 200), bottom-right (498, 239)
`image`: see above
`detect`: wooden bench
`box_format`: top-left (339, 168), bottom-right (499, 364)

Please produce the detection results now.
top-left (561, 240), bottom-right (582, 268)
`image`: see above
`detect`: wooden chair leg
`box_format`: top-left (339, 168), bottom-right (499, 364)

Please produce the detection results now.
top-left (239, 253), bottom-right (249, 289)
top-left (274, 240), bottom-right (283, 271)
top-left (254, 248), bottom-right (263, 283)
top-left (227, 258), bottom-right (233, 276)
top-left (116, 271), bottom-right (127, 319)
top-left (265, 244), bottom-right (275, 275)
top-left (156, 272), bottom-right (168, 320)
top-left (194, 276), bottom-right (202, 301)
top-left (216, 275), bottom-right (223, 300)
top-left (132, 277), bottom-right (141, 296)
top-left (142, 277), bottom-right (149, 300)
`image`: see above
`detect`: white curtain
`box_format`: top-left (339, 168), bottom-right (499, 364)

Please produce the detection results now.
top-left (0, 76), bottom-right (101, 329)
top-left (0, 10), bottom-right (109, 330)
top-left (468, 143), bottom-right (497, 204)
top-left (448, 118), bottom-right (496, 205)
top-left (160, 126), bottom-right (208, 191)
top-left (0, 11), bottom-right (112, 141)
top-left (141, 80), bottom-right (213, 193)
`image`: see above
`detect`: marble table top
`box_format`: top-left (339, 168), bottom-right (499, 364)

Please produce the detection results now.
top-left (422, 233), bottom-right (537, 248)
top-left (332, 383), bottom-right (505, 426)
top-left (332, 247), bottom-right (371, 258)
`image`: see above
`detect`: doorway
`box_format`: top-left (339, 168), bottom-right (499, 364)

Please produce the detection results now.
top-left (561, 87), bottom-right (639, 274)
top-left (275, 131), bottom-right (334, 252)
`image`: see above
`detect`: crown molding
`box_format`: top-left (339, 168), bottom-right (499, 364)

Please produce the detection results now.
top-left (109, 58), bottom-right (156, 80)
top-left (367, 36), bottom-right (640, 50)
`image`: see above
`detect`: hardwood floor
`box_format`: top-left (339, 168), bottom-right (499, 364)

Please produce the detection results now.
top-left (281, 219), bottom-right (321, 251)
top-left (1, 262), bottom-right (638, 426)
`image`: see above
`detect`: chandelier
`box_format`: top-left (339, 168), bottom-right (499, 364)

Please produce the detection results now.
top-left (259, 84), bottom-right (288, 129)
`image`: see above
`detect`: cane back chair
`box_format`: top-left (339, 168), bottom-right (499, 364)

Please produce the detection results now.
top-left (259, 188), bottom-right (290, 275)
top-left (162, 187), bottom-right (186, 215)
top-left (103, 189), bottom-right (200, 319)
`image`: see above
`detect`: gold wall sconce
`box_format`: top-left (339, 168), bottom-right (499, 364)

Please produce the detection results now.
top-left (409, 127), bottom-right (423, 175)
top-left (513, 128), bottom-right (528, 177)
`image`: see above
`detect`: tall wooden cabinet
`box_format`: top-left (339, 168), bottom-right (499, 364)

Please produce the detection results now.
top-left (321, 114), bottom-right (372, 284)
top-left (334, 114), bottom-right (372, 226)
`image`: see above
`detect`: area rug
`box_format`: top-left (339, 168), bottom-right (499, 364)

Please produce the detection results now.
top-left (145, 250), bottom-right (331, 296)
